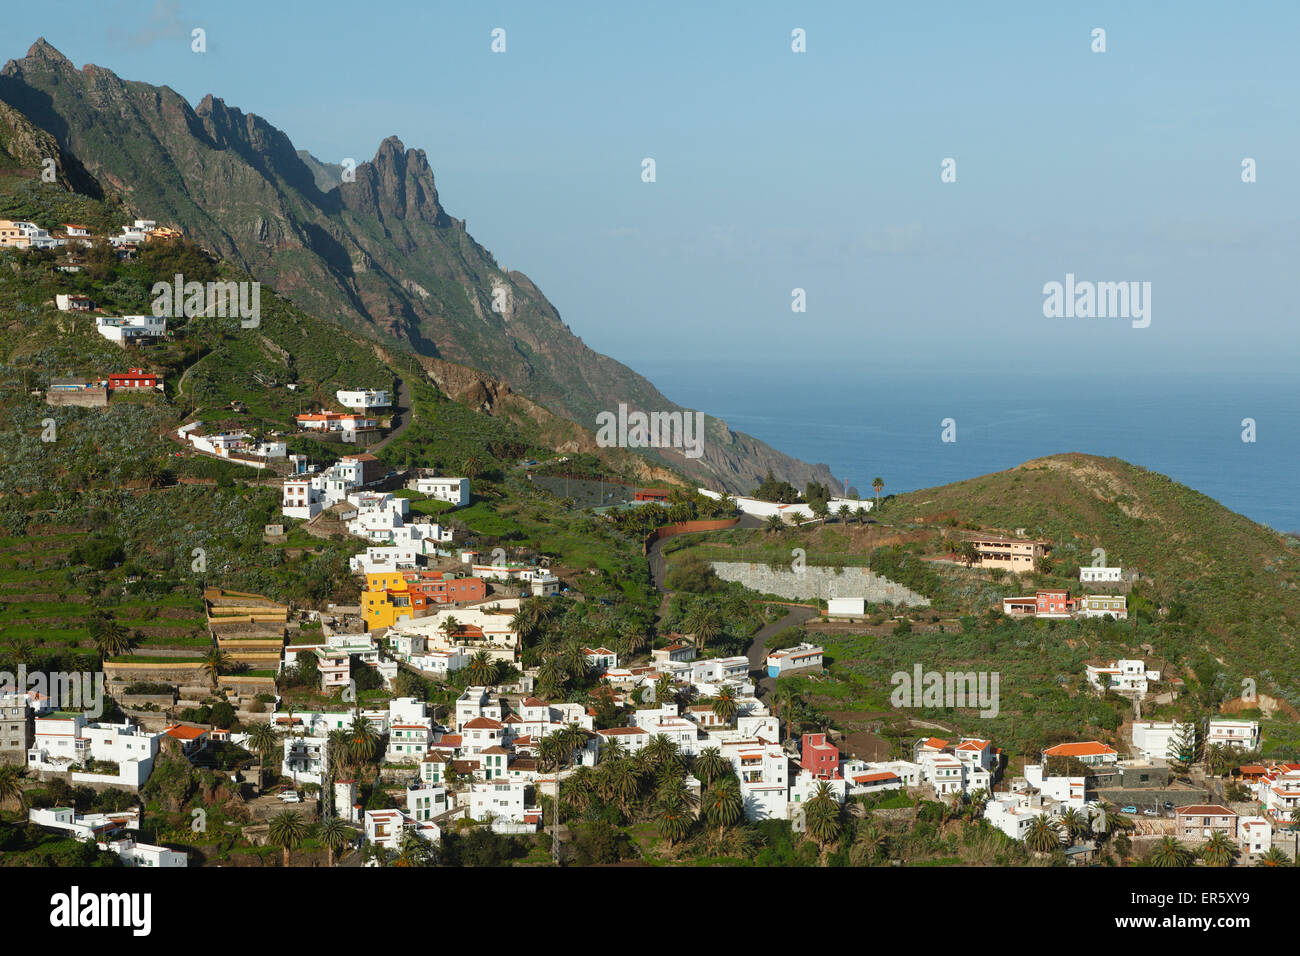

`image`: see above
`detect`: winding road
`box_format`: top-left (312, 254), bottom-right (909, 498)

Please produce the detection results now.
top-left (646, 512), bottom-right (817, 694)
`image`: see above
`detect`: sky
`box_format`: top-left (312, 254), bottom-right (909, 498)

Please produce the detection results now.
top-left (8, 0), bottom-right (1300, 377)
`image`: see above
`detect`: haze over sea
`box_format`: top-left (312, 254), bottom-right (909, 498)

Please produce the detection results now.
top-left (633, 360), bottom-right (1300, 534)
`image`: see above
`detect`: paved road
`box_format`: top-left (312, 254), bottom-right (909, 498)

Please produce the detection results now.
top-left (746, 605), bottom-right (819, 698)
top-left (369, 375), bottom-right (412, 454)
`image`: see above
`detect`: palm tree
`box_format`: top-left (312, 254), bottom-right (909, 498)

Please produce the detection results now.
top-left (1093, 801), bottom-right (1132, 841)
top-left (0, 764), bottom-right (26, 812)
top-left (317, 817), bottom-right (355, 866)
top-left (804, 781), bottom-right (842, 853)
top-left (653, 673), bottom-right (676, 707)
top-left (657, 791), bottom-right (692, 846)
top-left (439, 616), bottom-right (462, 645)
top-left (811, 500), bottom-right (830, 525)
top-left (1258, 847), bottom-right (1291, 867)
top-left (871, 477), bottom-right (884, 511)
top-left (701, 775), bottom-right (743, 835)
top-left (764, 513), bottom-right (785, 535)
top-left (1059, 807), bottom-right (1090, 844)
top-left (466, 651), bottom-right (497, 686)
top-left (849, 820), bottom-right (887, 865)
top-left (683, 605), bottom-right (723, 656)
top-left (836, 504), bottom-right (850, 525)
top-left (537, 656), bottom-right (567, 699)
top-left (87, 612), bottom-right (133, 662)
top-left (693, 747), bottom-right (728, 787)
top-left (711, 686), bottom-right (739, 727)
top-left (462, 456), bottom-right (485, 479)
top-left (1205, 743), bottom-right (1229, 777)
top-left (1200, 830), bottom-right (1237, 867)
top-left (138, 457), bottom-right (165, 490)
top-left (1025, 814), bottom-right (1062, 853)
top-left (268, 809), bottom-right (308, 867)
top-left (346, 712), bottom-right (378, 767)
top-left (246, 723), bottom-right (282, 787)
top-left (201, 646), bottom-right (230, 690)
top-left (643, 734), bottom-right (680, 770)
top-left (1149, 836), bottom-right (1191, 868)
top-left (853, 506), bottom-right (866, 525)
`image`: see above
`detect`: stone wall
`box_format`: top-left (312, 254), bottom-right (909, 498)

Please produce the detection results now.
top-left (710, 562), bottom-right (930, 606)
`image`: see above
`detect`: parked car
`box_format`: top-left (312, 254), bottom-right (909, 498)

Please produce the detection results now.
top-left (1121, 806), bottom-right (1137, 813)
top-left (278, 790), bottom-right (301, 803)
top-left (1142, 807), bottom-right (1158, 816)
top-left (1163, 801), bottom-right (1176, 811)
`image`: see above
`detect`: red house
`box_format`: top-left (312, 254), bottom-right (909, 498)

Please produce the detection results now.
top-left (108, 368), bottom-right (159, 390)
top-left (1035, 589), bottom-right (1075, 616)
top-left (401, 570), bottom-right (487, 608)
top-left (801, 732), bottom-right (841, 780)
top-left (634, 488), bottom-right (671, 502)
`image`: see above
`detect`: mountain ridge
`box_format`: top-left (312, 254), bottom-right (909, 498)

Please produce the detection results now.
top-left (0, 37), bottom-right (842, 497)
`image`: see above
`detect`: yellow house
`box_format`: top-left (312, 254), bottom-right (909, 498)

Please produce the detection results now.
top-left (365, 571), bottom-right (406, 592)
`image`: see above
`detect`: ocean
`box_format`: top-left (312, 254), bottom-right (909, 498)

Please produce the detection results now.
top-left (632, 360), bottom-right (1300, 534)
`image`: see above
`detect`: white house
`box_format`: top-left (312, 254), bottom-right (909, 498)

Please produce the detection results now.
top-left (1239, 816), bottom-right (1273, 855)
top-left (826, 597), bottom-right (866, 618)
top-left (1086, 659), bottom-right (1159, 695)
top-left (283, 735), bottom-right (328, 785)
top-left (95, 314), bottom-right (166, 343)
top-left (1079, 566), bottom-right (1123, 583)
top-left (466, 779), bottom-right (533, 826)
top-left (28, 714), bottom-right (160, 788)
top-left (336, 388), bottom-right (391, 410)
top-left (766, 643), bottom-right (823, 678)
top-left (1207, 719), bottom-right (1260, 752)
top-left (365, 808), bottom-right (439, 850)
top-left (1131, 721), bottom-right (1193, 762)
top-left (412, 476), bottom-right (470, 507)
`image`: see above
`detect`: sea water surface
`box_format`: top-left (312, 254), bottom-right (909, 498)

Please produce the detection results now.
top-left (633, 360), bottom-right (1300, 534)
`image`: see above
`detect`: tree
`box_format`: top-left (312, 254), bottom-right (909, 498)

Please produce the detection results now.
top-left (87, 612), bottom-right (133, 662)
top-left (466, 651), bottom-right (497, 686)
top-left (201, 647), bottom-right (230, 690)
top-left (346, 712), bottom-right (378, 767)
top-left (439, 616), bottom-right (462, 644)
top-left (138, 458), bottom-right (166, 490)
top-left (1258, 847), bottom-right (1291, 867)
top-left (811, 500), bottom-right (830, 525)
top-left (268, 809), bottom-right (308, 867)
top-left (711, 686), bottom-right (739, 727)
top-left (1200, 831), bottom-right (1236, 867)
top-left (317, 817), bottom-right (355, 866)
top-left (1149, 836), bottom-right (1191, 868)
top-left (764, 513), bottom-right (785, 535)
top-left (804, 781), bottom-right (842, 852)
top-left (683, 604), bottom-right (723, 656)
top-left (853, 506), bottom-right (866, 525)
top-left (657, 791), bottom-right (692, 846)
top-left (701, 775), bottom-right (743, 835)
top-left (837, 504), bottom-right (851, 525)
top-left (0, 764), bottom-right (26, 812)
top-left (246, 723), bottom-right (282, 785)
top-left (1025, 814), bottom-right (1062, 853)
top-left (1059, 807), bottom-right (1090, 844)
top-left (693, 747), bottom-right (728, 787)
top-left (872, 477), bottom-right (884, 511)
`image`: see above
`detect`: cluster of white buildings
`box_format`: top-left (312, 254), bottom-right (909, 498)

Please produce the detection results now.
top-left (28, 807), bottom-right (187, 867)
top-left (462, 553), bottom-right (560, 597)
top-left (345, 491), bottom-right (454, 552)
top-left (281, 453), bottom-right (386, 520)
top-left (385, 598), bottom-right (525, 669)
top-left (696, 488), bottom-right (872, 524)
top-left (281, 630), bottom-right (398, 692)
top-left (1086, 659), bottom-right (1161, 696)
top-left (177, 421), bottom-right (286, 467)
top-left (27, 713), bottom-right (162, 789)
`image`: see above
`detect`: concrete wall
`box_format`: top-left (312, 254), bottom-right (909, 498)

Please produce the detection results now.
top-left (710, 562), bottom-right (930, 606)
top-left (45, 388), bottom-right (108, 407)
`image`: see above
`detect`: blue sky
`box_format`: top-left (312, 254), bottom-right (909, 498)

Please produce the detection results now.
top-left (11, 0), bottom-right (1300, 376)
